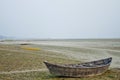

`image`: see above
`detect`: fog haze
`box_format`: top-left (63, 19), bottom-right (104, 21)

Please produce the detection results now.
top-left (0, 0), bottom-right (120, 39)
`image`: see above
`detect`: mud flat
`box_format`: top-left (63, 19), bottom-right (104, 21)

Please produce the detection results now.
top-left (1, 39), bottom-right (119, 68)
top-left (0, 39), bottom-right (120, 80)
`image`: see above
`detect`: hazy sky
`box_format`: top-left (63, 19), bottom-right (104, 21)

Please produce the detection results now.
top-left (0, 0), bottom-right (120, 39)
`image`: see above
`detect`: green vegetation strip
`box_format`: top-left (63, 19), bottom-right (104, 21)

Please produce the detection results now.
top-left (0, 70), bottom-right (119, 80)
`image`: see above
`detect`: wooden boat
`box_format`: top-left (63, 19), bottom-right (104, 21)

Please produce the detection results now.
top-left (44, 57), bottom-right (112, 77)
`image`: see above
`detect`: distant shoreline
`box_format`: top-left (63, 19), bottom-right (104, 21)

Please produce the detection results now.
top-left (1, 38), bottom-right (120, 41)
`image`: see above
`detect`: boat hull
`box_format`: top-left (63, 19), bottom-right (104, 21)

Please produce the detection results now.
top-left (44, 57), bottom-right (112, 77)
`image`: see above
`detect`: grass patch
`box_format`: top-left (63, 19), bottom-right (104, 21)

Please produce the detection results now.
top-left (0, 44), bottom-right (120, 80)
top-left (0, 44), bottom-right (78, 72)
top-left (0, 70), bottom-right (119, 80)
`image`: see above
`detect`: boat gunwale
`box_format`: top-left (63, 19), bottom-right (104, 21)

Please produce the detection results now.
top-left (44, 57), bottom-right (112, 69)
